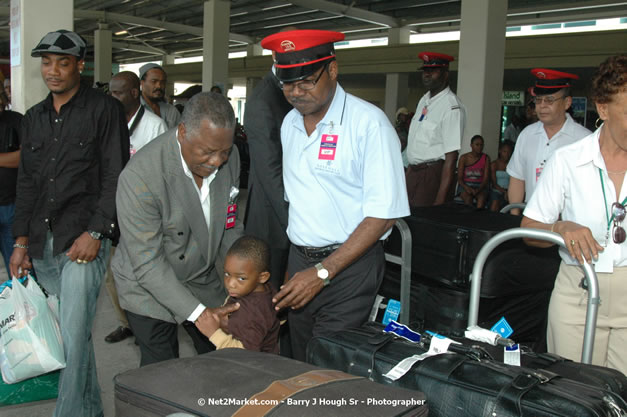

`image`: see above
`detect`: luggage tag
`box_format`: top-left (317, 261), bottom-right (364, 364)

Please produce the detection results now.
top-left (383, 321), bottom-right (421, 343)
top-left (225, 186), bottom-right (239, 230)
top-left (491, 317), bottom-right (514, 339)
top-left (383, 330), bottom-right (458, 382)
top-left (381, 299), bottom-right (401, 325)
top-left (504, 344), bottom-right (521, 366)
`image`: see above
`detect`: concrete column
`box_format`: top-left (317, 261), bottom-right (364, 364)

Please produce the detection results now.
top-left (202, 0), bottom-right (230, 92)
top-left (244, 43), bottom-right (264, 106)
top-left (162, 54), bottom-right (176, 99)
top-left (384, 27), bottom-right (411, 122)
top-left (94, 23), bottom-right (112, 84)
top-left (10, 0), bottom-right (73, 113)
top-left (457, 0), bottom-right (508, 158)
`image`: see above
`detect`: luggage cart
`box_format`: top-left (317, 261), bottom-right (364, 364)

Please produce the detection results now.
top-left (383, 218), bottom-right (412, 325)
top-left (468, 228), bottom-right (600, 364)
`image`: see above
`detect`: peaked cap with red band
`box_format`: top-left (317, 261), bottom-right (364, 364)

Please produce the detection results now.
top-left (261, 29), bottom-right (345, 82)
top-left (531, 68), bottom-right (579, 96)
top-left (418, 51), bottom-right (454, 70)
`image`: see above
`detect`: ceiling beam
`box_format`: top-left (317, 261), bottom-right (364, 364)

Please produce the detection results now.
top-left (288, 0), bottom-right (400, 28)
top-left (74, 9), bottom-right (254, 44)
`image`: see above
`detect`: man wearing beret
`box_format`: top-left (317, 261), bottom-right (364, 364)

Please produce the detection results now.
top-left (138, 62), bottom-right (181, 129)
top-left (9, 30), bottom-right (129, 416)
top-left (261, 29), bottom-right (410, 361)
top-left (405, 52), bottom-right (466, 207)
top-left (507, 69), bottom-right (590, 212)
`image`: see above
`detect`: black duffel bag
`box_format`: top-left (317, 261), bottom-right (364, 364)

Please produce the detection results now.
top-left (307, 323), bottom-right (627, 417)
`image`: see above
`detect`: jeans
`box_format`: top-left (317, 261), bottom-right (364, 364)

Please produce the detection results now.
top-left (33, 232), bottom-right (110, 417)
top-left (0, 203), bottom-right (15, 277)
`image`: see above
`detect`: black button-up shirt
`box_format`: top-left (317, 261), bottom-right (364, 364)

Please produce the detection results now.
top-left (0, 110), bottom-right (23, 205)
top-left (13, 82), bottom-right (130, 258)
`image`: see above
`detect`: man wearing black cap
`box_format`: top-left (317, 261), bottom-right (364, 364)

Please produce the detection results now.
top-left (405, 51), bottom-right (466, 207)
top-left (10, 29), bottom-right (129, 417)
top-left (139, 62), bottom-right (181, 129)
top-left (262, 29), bottom-right (409, 361)
top-left (507, 68), bottom-right (590, 212)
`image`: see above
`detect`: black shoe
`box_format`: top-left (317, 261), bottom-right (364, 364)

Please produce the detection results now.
top-left (105, 326), bottom-right (133, 343)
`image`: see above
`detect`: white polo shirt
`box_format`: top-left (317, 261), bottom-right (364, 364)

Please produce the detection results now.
top-left (507, 113), bottom-right (590, 201)
top-left (524, 128), bottom-right (627, 270)
top-left (406, 87), bottom-right (465, 164)
top-left (281, 84), bottom-right (410, 247)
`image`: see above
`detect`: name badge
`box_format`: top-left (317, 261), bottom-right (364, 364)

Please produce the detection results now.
top-left (225, 204), bottom-right (237, 229)
top-left (535, 166), bottom-right (544, 182)
top-left (318, 134), bottom-right (338, 160)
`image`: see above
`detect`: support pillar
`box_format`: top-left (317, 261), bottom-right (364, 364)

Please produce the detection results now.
top-left (162, 54), bottom-right (176, 99)
top-left (457, 0), bottom-right (508, 157)
top-left (94, 23), bottom-right (112, 84)
top-left (384, 27), bottom-right (411, 122)
top-left (202, 0), bottom-right (230, 93)
top-left (10, 0), bottom-right (73, 113)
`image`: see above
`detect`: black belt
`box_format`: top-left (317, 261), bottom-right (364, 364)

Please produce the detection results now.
top-left (293, 243), bottom-right (341, 260)
top-left (408, 160), bottom-right (443, 171)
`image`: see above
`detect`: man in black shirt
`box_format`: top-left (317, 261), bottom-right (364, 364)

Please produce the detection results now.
top-left (0, 82), bottom-right (21, 276)
top-left (10, 30), bottom-right (129, 417)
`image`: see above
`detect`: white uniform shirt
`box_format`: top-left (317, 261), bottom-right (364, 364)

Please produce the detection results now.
top-left (524, 128), bottom-right (627, 270)
top-left (406, 87), bottom-right (466, 164)
top-left (281, 84), bottom-right (410, 247)
top-left (507, 113), bottom-right (590, 201)
top-left (128, 107), bottom-right (167, 157)
top-left (176, 133), bottom-right (218, 322)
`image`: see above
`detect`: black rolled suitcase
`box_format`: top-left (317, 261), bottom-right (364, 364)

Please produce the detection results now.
top-left (306, 323), bottom-right (627, 417)
top-left (114, 348), bottom-right (428, 417)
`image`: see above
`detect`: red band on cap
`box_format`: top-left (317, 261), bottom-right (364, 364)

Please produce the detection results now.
top-left (274, 55), bottom-right (335, 69)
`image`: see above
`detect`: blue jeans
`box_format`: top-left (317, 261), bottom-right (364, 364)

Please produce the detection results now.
top-left (33, 232), bottom-right (110, 417)
top-left (0, 203), bottom-right (15, 277)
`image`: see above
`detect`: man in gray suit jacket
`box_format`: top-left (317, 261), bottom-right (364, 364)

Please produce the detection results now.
top-left (112, 92), bottom-right (243, 366)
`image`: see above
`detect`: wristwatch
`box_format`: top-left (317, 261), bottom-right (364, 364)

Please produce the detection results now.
top-left (315, 263), bottom-right (330, 287)
top-left (88, 230), bottom-right (104, 240)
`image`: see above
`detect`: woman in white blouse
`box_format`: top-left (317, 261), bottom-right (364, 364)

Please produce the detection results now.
top-left (521, 55), bottom-right (627, 374)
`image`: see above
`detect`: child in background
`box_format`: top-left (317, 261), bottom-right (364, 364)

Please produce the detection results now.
top-left (457, 135), bottom-right (490, 208)
top-left (489, 140), bottom-right (514, 212)
top-left (196, 236), bottom-right (280, 353)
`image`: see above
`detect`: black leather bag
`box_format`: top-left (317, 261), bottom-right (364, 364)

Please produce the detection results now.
top-left (115, 348), bottom-right (428, 417)
top-left (306, 323), bottom-right (627, 417)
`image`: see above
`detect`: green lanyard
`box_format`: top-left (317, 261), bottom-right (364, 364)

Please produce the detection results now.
top-left (599, 168), bottom-right (627, 232)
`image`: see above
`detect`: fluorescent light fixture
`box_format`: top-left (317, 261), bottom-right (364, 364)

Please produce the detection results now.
top-left (114, 30), bottom-right (128, 36)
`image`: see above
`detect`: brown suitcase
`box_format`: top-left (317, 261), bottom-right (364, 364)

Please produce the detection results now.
top-left (114, 348), bottom-right (428, 417)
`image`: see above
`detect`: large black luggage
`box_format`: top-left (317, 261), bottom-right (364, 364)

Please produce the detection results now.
top-left (382, 204), bottom-right (560, 343)
top-left (114, 348), bottom-right (428, 417)
top-left (306, 323), bottom-right (627, 417)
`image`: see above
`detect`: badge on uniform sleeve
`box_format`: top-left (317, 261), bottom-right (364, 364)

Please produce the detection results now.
top-left (318, 134), bottom-right (338, 160)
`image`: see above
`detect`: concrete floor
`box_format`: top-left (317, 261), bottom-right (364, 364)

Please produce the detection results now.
top-left (0, 256), bottom-right (197, 417)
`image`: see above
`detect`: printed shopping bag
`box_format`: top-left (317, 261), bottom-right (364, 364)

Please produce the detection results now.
top-left (0, 276), bottom-right (65, 384)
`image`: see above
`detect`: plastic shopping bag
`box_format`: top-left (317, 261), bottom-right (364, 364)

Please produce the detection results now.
top-left (0, 276), bottom-right (65, 384)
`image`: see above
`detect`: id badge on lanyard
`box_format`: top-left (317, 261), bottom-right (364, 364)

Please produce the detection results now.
top-left (225, 186), bottom-right (239, 230)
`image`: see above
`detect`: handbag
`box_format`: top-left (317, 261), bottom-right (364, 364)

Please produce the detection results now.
top-left (0, 276), bottom-right (65, 384)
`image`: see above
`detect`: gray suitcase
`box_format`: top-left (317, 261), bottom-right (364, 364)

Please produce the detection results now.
top-left (114, 348), bottom-right (428, 417)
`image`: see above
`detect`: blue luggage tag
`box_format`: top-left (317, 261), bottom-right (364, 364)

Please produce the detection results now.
top-left (383, 320), bottom-right (421, 343)
top-left (381, 299), bottom-right (401, 325)
top-left (491, 316), bottom-right (514, 338)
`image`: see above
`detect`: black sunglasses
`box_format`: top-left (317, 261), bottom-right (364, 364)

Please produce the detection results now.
top-left (612, 202), bottom-right (626, 244)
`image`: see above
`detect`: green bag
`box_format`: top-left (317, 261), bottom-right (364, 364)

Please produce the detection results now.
top-left (0, 370), bottom-right (59, 406)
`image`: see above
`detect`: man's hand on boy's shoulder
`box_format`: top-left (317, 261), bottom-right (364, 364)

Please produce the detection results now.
top-left (195, 303), bottom-right (239, 337)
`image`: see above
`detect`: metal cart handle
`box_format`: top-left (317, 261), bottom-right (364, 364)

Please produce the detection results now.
top-left (467, 228), bottom-right (600, 364)
top-left (384, 218), bottom-right (412, 324)
top-left (499, 202), bottom-right (526, 214)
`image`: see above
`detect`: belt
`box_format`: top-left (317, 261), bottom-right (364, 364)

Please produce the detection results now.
top-left (293, 243), bottom-right (341, 260)
top-left (409, 160), bottom-right (443, 171)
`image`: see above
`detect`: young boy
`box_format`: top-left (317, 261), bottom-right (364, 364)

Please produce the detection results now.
top-left (196, 236), bottom-right (280, 353)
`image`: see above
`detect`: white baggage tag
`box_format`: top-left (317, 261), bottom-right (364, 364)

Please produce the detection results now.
top-left (383, 333), bottom-right (456, 381)
top-left (504, 344), bottom-right (521, 366)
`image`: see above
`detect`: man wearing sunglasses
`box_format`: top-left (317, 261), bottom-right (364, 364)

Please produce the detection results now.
top-left (261, 30), bottom-right (409, 361)
top-left (507, 69), bottom-right (590, 213)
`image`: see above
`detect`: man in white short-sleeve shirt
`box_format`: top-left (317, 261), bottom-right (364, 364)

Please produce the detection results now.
top-left (405, 52), bottom-right (466, 207)
top-left (507, 69), bottom-right (590, 213)
top-left (261, 29), bottom-right (410, 361)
